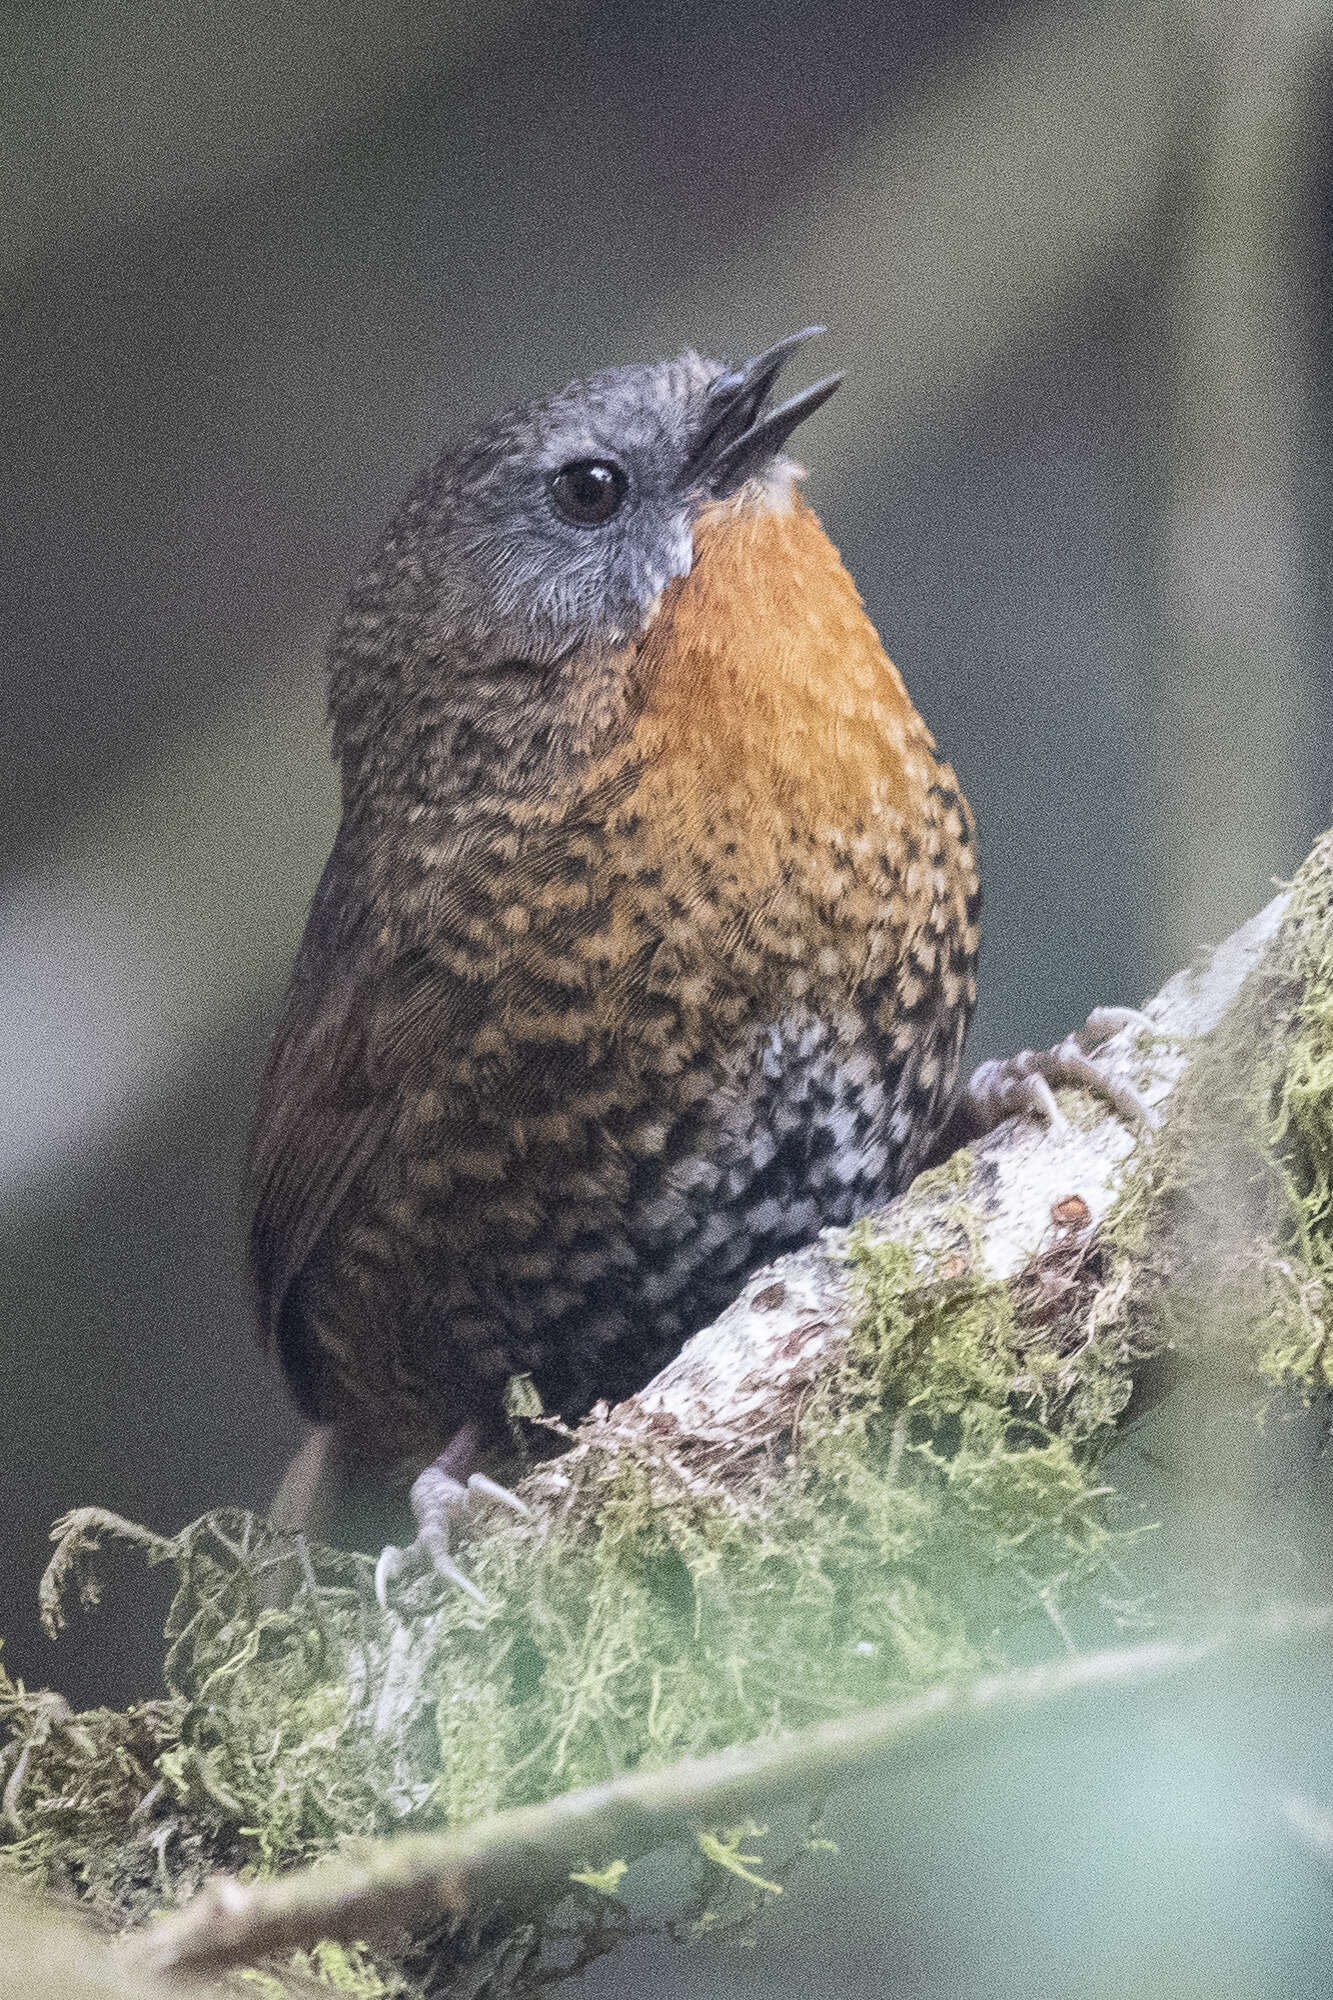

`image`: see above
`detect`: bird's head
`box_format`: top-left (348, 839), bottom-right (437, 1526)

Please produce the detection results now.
top-left (329, 332), bottom-right (843, 806)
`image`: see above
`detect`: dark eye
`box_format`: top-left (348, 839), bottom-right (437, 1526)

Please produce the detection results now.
top-left (549, 458), bottom-right (629, 525)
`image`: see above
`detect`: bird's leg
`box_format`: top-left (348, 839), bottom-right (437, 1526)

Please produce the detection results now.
top-left (953, 1005), bottom-right (1160, 1145)
top-left (259, 1425), bottom-right (344, 1607)
top-left (374, 1423), bottom-right (532, 1610)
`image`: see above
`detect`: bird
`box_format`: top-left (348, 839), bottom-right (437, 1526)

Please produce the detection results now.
top-left (246, 329), bottom-right (982, 1595)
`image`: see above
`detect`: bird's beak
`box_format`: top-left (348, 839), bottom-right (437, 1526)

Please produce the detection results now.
top-left (685, 327), bottom-right (842, 497)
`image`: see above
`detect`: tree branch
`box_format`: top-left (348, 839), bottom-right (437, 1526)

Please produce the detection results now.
top-left (138, 1603), bottom-right (1333, 1979)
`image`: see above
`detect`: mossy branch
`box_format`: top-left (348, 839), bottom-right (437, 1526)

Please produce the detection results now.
top-left (4, 832), bottom-right (1331, 1995)
top-left (138, 1603), bottom-right (1333, 1979)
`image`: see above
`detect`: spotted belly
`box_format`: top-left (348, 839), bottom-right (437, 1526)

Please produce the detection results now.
top-left (286, 990), bottom-right (967, 1463)
top-left (481, 1005), bottom-right (952, 1420)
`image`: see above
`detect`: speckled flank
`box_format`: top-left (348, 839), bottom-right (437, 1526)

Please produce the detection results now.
top-left (248, 370), bottom-right (978, 1481)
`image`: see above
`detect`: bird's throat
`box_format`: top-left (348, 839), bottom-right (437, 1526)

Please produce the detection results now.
top-left (619, 492), bottom-right (939, 868)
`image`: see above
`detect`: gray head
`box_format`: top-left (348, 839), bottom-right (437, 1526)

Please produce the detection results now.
top-left (329, 331), bottom-right (840, 804)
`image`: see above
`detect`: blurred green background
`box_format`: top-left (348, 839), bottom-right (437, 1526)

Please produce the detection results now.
top-left (2, 0), bottom-right (1330, 1829)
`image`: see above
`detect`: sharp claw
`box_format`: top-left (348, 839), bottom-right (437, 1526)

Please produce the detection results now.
top-left (431, 1552), bottom-right (488, 1608)
top-left (1076, 1005), bottom-right (1156, 1051)
top-left (374, 1543), bottom-right (405, 1610)
top-left (963, 1004), bottom-right (1160, 1141)
top-left (466, 1472), bottom-right (533, 1518)
top-left (1048, 1045), bottom-right (1103, 1090)
top-left (1073, 1056), bottom-right (1158, 1128)
top-left (375, 1532), bottom-right (489, 1610)
top-left (1021, 1071), bottom-right (1069, 1131)
top-left (964, 1057), bottom-right (1068, 1134)
top-left (375, 1459), bottom-right (510, 1612)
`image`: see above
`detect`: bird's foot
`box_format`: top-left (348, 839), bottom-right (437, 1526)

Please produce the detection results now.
top-left (961, 1005), bottom-right (1160, 1139)
top-left (374, 1457), bottom-right (531, 1611)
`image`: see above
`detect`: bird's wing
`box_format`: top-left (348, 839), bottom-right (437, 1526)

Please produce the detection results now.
top-left (245, 835), bottom-right (486, 1360)
top-left (246, 971), bottom-right (385, 1355)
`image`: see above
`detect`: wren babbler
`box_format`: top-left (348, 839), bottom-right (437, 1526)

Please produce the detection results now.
top-left (248, 330), bottom-right (981, 1593)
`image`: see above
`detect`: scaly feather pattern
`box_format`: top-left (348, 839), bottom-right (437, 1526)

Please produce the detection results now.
top-left (247, 341), bottom-right (978, 1496)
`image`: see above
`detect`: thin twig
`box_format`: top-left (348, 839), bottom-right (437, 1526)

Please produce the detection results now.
top-left (138, 1602), bottom-right (1333, 1980)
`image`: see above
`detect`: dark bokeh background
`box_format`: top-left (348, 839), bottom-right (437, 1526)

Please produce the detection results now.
top-left (3, 0), bottom-right (1330, 1765)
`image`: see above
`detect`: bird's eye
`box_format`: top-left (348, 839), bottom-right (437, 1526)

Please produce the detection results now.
top-left (549, 459), bottom-right (629, 526)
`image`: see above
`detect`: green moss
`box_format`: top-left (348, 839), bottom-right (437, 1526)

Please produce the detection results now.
top-left (840, 1225), bottom-right (1121, 1635)
top-left (0, 1652), bottom-right (186, 1921)
top-left (240, 1941), bottom-right (405, 1998)
top-left (845, 1227), bottom-right (1018, 1417)
top-left (898, 1145), bottom-right (974, 1204)
top-left (298, 1940), bottom-right (406, 1996)
top-left (1096, 833), bottom-right (1333, 1405)
top-left (1261, 836), bottom-right (1333, 1392)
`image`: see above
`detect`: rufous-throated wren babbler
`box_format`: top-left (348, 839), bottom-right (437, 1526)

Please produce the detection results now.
top-left (247, 331), bottom-right (982, 1596)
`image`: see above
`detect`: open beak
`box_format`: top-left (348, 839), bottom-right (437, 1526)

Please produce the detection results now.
top-left (685, 327), bottom-right (842, 497)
